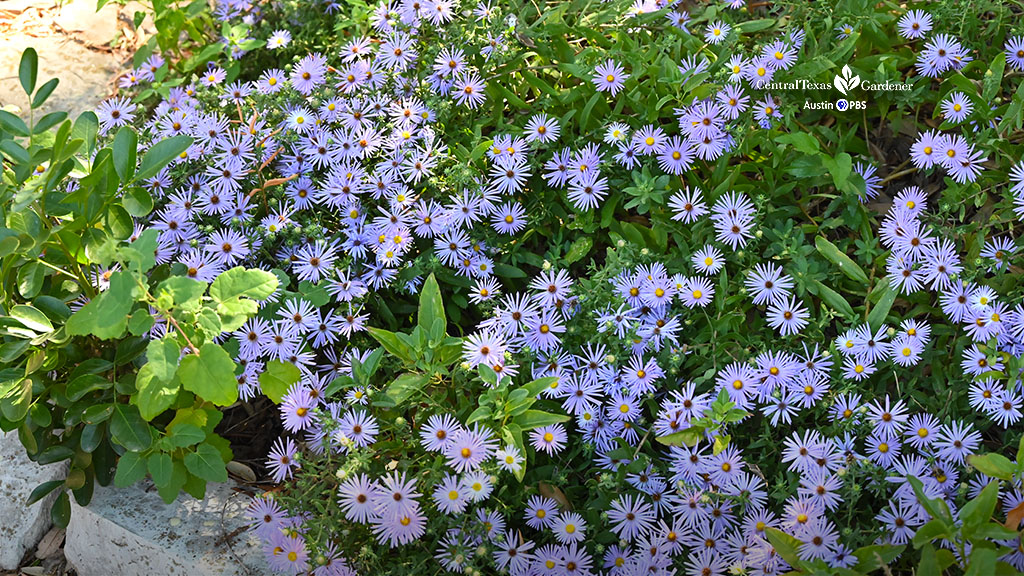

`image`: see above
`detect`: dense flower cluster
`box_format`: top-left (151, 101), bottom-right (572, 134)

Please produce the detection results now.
top-left (86, 0), bottom-right (1024, 573)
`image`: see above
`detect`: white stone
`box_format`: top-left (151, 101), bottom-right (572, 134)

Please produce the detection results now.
top-left (64, 479), bottom-right (265, 576)
top-left (0, 431), bottom-right (67, 570)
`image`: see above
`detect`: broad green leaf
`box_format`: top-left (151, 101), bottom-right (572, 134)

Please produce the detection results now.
top-left (258, 360), bottom-right (301, 404)
top-left (367, 327), bottom-right (414, 364)
top-left (110, 404), bottom-right (152, 451)
top-left (964, 547), bottom-right (997, 576)
top-left (209, 267), bottom-right (278, 302)
top-left (512, 409), bottom-right (570, 430)
top-left (183, 443), bottom-right (228, 483)
top-left (66, 374), bottom-right (112, 402)
top-left (656, 427), bottom-right (702, 447)
top-left (51, 492), bottom-right (70, 529)
top-left (158, 276), bottom-right (206, 307)
top-left (821, 151), bottom-right (852, 190)
top-left (114, 451), bottom-right (148, 487)
top-left (66, 271), bottom-right (137, 339)
top-left (764, 528), bottom-right (802, 567)
top-left (112, 126), bottom-right (138, 183)
top-left (146, 337), bottom-right (180, 383)
top-left (814, 236), bottom-right (868, 285)
top-left (385, 373), bottom-right (428, 406)
top-left (775, 132), bottom-right (820, 155)
top-left (135, 135), bottom-right (192, 181)
top-left (178, 343), bottom-right (238, 406)
top-left (147, 452), bottom-right (174, 488)
top-left (852, 544), bottom-right (904, 572)
top-left (564, 236), bottom-right (592, 265)
top-left (157, 460), bottom-right (187, 503)
top-left (417, 274), bottom-right (445, 333)
top-left (11, 304), bottom-right (53, 333)
top-left (134, 364), bottom-right (180, 421)
top-left (967, 453), bottom-right (1016, 481)
top-left (19, 48), bottom-right (38, 96)
top-left (961, 481), bottom-right (999, 531)
top-left (123, 187), bottom-right (153, 217)
top-left (1, 378), bottom-right (32, 422)
top-left (165, 423), bottom-right (206, 448)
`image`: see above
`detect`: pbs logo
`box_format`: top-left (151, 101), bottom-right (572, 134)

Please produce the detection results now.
top-left (836, 99), bottom-right (849, 111)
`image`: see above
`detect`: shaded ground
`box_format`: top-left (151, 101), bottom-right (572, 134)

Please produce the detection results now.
top-left (0, 0), bottom-right (151, 118)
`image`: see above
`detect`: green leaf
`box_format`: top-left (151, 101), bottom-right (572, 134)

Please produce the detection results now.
top-left (764, 528), bottom-right (803, 567)
top-left (127, 311), bottom-right (155, 335)
top-left (146, 337), bottom-right (181, 383)
top-left (775, 132), bottom-right (820, 155)
top-left (148, 452), bottom-right (174, 488)
top-left (71, 111), bottom-right (99, 155)
top-left (134, 364), bottom-right (180, 421)
top-left (852, 544), bottom-right (904, 572)
top-left (564, 236), bottom-right (592, 265)
top-left (178, 343), bottom-right (239, 406)
top-left (33, 112), bottom-right (67, 134)
top-left (814, 236), bottom-right (869, 285)
top-left (967, 453), bottom-right (1016, 481)
top-left (417, 274), bottom-right (445, 334)
top-left (209, 267), bottom-right (278, 302)
top-left (821, 151), bottom-right (852, 190)
top-left (51, 492), bottom-right (70, 529)
top-left (11, 304), bottom-right (54, 333)
top-left (867, 281), bottom-right (897, 331)
top-left (27, 479), bottom-right (65, 506)
top-left (66, 374), bottom-right (112, 402)
top-left (135, 135), bottom-right (192, 182)
top-left (810, 280), bottom-right (854, 317)
top-left (0, 110), bottom-right (30, 138)
top-left (961, 481), bottom-right (999, 531)
top-left (112, 127), bottom-right (138, 183)
top-left (385, 373), bottom-right (428, 406)
top-left (656, 427), bottom-right (703, 447)
top-left (66, 271), bottom-right (136, 339)
top-left (258, 360), bottom-right (301, 404)
top-left (964, 547), bottom-right (997, 576)
top-left (158, 276), bottom-right (207, 307)
top-left (123, 187), bottom-right (154, 217)
top-left (31, 78), bottom-right (59, 109)
top-left (521, 377), bottom-right (560, 398)
top-left (19, 48), bottom-right (38, 96)
top-left (367, 327), bottom-right (414, 364)
top-left (110, 404), bottom-right (152, 452)
top-left (165, 423), bottom-right (206, 448)
top-left (114, 451), bottom-right (148, 487)
top-left (1, 379), bottom-right (32, 422)
top-left (735, 18), bottom-right (775, 32)
top-left (912, 518), bottom-right (953, 548)
top-left (183, 443), bottom-right (228, 483)
top-left (1, 140), bottom-right (31, 165)
top-left (512, 409), bottom-right (571, 431)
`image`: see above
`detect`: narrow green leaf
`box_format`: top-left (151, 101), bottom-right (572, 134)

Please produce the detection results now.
top-left (26, 479), bottom-right (65, 506)
top-left (814, 236), bottom-right (869, 285)
top-left (417, 274), bottom-right (445, 334)
top-left (112, 126), bottom-right (138, 183)
top-left (134, 135), bottom-right (192, 181)
top-left (19, 48), bottom-right (38, 96)
top-left (512, 409), bottom-right (570, 431)
top-left (31, 78), bottom-right (59, 109)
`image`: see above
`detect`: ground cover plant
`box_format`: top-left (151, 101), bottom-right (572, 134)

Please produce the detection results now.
top-left (2, 0), bottom-right (1024, 574)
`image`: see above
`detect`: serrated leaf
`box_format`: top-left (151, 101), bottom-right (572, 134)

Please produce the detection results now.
top-left (178, 343), bottom-right (238, 406)
top-left (258, 360), bottom-right (301, 404)
top-left (183, 443), bottom-right (228, 483)
top-left (209, 267), bottom-right (278, 302)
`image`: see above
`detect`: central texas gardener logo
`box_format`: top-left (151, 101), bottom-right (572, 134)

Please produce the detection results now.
top-left (833, 65), bottom-right (861, 95)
